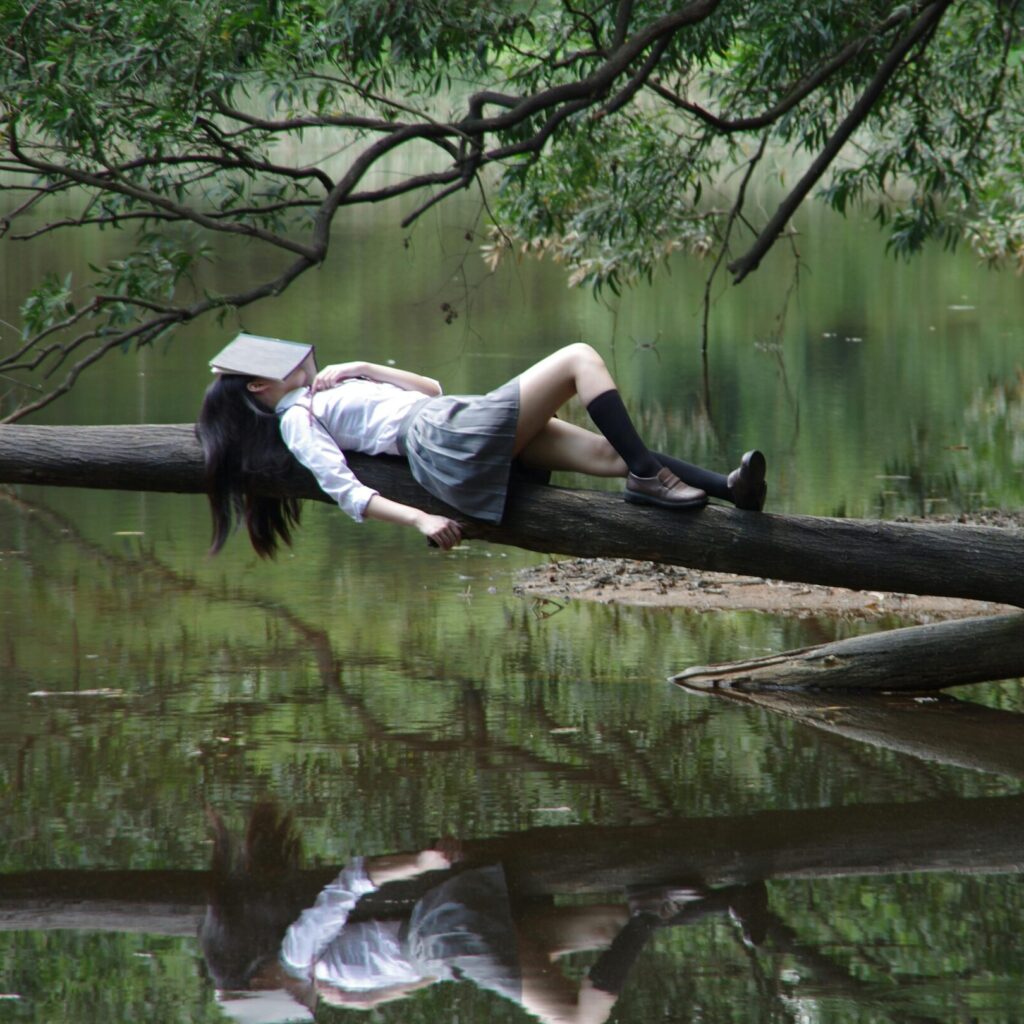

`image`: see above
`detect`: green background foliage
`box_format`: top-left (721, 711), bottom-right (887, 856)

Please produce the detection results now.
top-left (2, 1), bottom-right (1023, 416)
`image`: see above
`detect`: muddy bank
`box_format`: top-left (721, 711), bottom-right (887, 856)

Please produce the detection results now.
top-left (514, 511), bottom-right (1024, 622)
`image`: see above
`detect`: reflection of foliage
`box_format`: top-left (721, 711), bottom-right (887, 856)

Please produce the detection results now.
top-left (5, 487), bottom-right (1024, 1019)
top-left (0, 932), bottom-right (225, 1024)
top-left (964, 367), bottom-right (1024, 467)
top-left (0, 487), bottom-right (971, 878)
top-left (4, 868), bottom-right (1024, 1023)
top-left (873, 367), bottom-right (1024, 517)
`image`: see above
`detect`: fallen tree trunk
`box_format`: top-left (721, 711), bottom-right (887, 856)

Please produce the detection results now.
top-left (673, 612), bottom-right (1024, 692)
top-left (2, 423), bottom-right (1023, 605)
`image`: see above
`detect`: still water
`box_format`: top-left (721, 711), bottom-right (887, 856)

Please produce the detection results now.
top-left (2, 194), bottom-right (1024, 1023)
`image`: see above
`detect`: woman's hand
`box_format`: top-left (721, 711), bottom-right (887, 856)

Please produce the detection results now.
top-left (431, 835), bottom-right (464, 865)
top-left (363, 496), bottom-right (461, 549)
top-left (365, 839), bottom-right (460, 886)
top-left (313, 361), bottom-right (442, 396)
top-left (416, 513), bottom-right (462, 550)
top-left (311, 362), bottom-right (367, 393)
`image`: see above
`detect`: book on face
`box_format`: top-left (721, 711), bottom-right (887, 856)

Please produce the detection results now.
top-left (209, 334), bottom-right (315, 380)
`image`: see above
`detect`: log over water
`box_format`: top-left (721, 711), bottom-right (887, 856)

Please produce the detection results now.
top-left (672, 612), bottom-right (1024, 692)
top-left (1, 423), bottom-right (1022, 606)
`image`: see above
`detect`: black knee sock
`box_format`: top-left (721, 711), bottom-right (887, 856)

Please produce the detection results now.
top-left (585, 390), bottom-right (662, 478)
top-left (653, 452), bottom-right (730, 501)
top-left (587, 913), bottom-right (660, 995)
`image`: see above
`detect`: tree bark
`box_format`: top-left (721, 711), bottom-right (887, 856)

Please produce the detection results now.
top-left (672, 612), bottom-right (1024, 692)
top-left (1, 423), bottom-right (1023, 606)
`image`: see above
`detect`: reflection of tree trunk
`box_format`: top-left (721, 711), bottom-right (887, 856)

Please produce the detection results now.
top-left (5, 794), bottom-right (1024, 933)
top-left (2, 424), bottom-right (1023, 606)
top-left (677, 688), bottom-right (1024, 779)
top-left (673, 612), bottom-right (1024, 692)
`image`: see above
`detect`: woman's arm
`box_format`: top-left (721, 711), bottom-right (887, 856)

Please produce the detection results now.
top-left (364, 494), bottom-right (463, 550)
top-left (313, 361), bottom-right (442, 396)
top-left (316, 976), bottom-right (437, 1009)
top-left (364, 846), bottom-right (456, 886)
top-left (279, 857), bottom-right (377, 975)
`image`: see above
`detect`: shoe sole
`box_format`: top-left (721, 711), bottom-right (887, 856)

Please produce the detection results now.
top-left (735, 450), bottom-right (767, 511)
top-left (624, 491), bottom-right (708, 510)
top-left (744, 450), bottom-right (767, 481)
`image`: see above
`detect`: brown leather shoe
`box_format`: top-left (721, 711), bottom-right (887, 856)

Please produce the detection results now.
top-left (625, 468), bottom-right (707, 509)
top-left (727, 450), bottom-right (767, 511)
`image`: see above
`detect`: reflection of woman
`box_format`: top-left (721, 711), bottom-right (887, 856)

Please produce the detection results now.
top-left (201, 805), bottom-right (766, 1023)
top-left (197, 340), bottom-right (767, 556)
top-left (278, 847), bottom-right (633, 1021)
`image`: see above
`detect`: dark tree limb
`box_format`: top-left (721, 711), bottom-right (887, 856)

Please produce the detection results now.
top-left (728, 0), bottom-right (953, 283)
top-left (646, 2), bottom-right (921, 133)
top-left (1, 423), bottom-right (1022, 608)
top-left (673, 613), bottom-right (1024, 692)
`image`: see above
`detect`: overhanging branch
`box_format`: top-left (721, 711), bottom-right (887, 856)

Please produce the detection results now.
top-left (647, 2), bottom-right (927, 134)
top-left (7, 123), bottom-right (322, 262)
top-left (728, 0), bottom-right (953, 283)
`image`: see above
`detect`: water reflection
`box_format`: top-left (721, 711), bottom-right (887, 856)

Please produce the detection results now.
top-left (1, 226), bottom-right (1022, 1024)
top-left (4, 796), bottom-right (1024, 1022)
top-left (678, 689), bottom-right (1024, 780)
top-left (202, 804), bottom-right (764, 1024)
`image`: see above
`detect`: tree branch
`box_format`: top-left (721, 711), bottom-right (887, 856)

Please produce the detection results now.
top-left (211, 95), bottom-right (411, 136)
top-left (646, 2), bottom-right (927, 134)
top-left (8, 198), bottom-right (321, 241)
top-left (613, 0), bottom-right (635, 48)
top-left (701, 133), bottom-right (769, 354)
top-left (600, 35), bottom-right (671, 119)
top-left (7, 123), bottom-right (322, 262)
top-left (728, 0), bottom-right (953, 283)
top-left (0, 246), bottom-right (322, 421)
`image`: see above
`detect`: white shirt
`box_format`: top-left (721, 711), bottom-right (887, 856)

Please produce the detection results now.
top-left (276, 378), bottom-right (437, 522)
top-left (279, 857), bottom-right (424, 992)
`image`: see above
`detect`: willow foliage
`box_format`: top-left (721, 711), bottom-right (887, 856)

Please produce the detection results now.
top-left (1, 1), bottom-right (1021, 417)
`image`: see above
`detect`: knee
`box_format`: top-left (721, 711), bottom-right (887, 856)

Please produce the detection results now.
top-left (565, 341), bottom-right (600, 361)
top-left (561, 342), bottom-right (605, 371)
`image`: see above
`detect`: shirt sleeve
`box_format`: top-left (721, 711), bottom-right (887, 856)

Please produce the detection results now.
top-left (279, 856), bottom-right (378, 976)
top-left (279, 407), bottom-right (378, 522)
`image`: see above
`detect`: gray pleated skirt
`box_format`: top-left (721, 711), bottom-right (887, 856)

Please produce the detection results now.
top-left (397, 378), bottom-right (520, 524)
top-left (403, 865), bottom-right (521, 1000)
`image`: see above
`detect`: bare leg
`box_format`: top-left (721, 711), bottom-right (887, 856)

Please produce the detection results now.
top-left (511, 904), bottom-right (633, 1024)
top-left (511, 343), bottom-right (765, 510)
top-left (512, 343), bottom-right (619, 456)
top-left (511, 343), bottom-right (705, 509)
top-left (515, 903), bottom-right (631, 959)
top-left (518, 419), bottom-right (627, 477)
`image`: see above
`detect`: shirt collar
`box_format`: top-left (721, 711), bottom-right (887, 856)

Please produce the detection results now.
top-left (275, 387), bottom-right (310, 414)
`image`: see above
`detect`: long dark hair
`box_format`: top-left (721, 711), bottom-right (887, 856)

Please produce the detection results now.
top-left (200, 802), bottom-right (305, 991)
top-left (196, 374), bottom-right (302, 558)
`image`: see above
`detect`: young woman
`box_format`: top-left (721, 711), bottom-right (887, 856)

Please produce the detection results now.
top-left (196, 341), bottom-right (767, 557)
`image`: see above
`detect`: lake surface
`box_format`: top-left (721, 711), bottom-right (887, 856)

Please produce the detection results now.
top-left (1, 193), bottom-right (1023, 1023)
